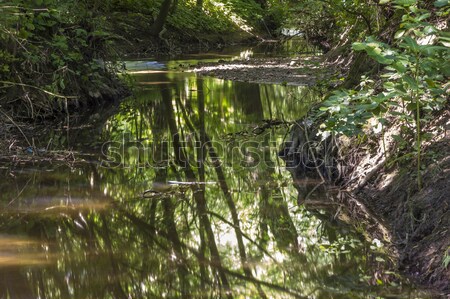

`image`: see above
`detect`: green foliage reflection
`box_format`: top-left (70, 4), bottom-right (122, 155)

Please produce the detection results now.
top-left (0, 71), bottom-right (415, 298)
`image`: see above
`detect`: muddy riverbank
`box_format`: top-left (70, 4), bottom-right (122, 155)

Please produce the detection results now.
top-left (349, 109), bottom-right (450, 294)
top-left (194, 56), bottom-right (337, 86)
top-left (282, 105), bottom-right (450, 295)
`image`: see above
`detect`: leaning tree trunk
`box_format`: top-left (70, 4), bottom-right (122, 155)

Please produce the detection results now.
top-left (150, 0), bottom-right (173, 37)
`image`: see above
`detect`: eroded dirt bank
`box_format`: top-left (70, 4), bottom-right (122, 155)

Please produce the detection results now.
top-left (345, 109), bottom-right (450, 294)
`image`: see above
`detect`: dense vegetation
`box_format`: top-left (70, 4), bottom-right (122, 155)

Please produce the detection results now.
top-left (0, 0), bottom-right (284, 119)
top-left (317, 0), bottom-right (449, 189)
top-left (0, 1), bottom-right (124, 118)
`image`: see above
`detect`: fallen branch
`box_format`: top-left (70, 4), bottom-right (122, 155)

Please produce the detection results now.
top-left (0, 108), bottom-right (32, 147)
top-left (0, 81), bottom-right (78, 99)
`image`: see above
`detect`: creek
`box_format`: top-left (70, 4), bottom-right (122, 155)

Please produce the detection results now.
top-left (0, 46), bottom-right (430, 298)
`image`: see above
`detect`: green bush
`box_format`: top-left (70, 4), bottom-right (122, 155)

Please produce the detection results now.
top-left (318, 0), bottom-right (450, 188)
top-left (0, 0), bottom-right (122, 118)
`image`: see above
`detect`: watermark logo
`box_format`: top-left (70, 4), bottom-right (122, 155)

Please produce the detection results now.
top-left (98, 130), bottom-right (342, 173)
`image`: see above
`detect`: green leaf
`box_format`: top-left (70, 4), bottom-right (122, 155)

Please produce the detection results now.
top-left (352, 42), bottom-right (367, 51)
top-left (420, 45), bottom-right (449, 56)
top-left (393, 84), bottom-right (408, 94)
top-left (404, 75), bottom-right (419, 90)
top-left (423, 26), bottom-right (437, 35)
top-left (367, 49), bottom-right (394, 64)
top-left (91, 30), bottom-right (110, 37)
top-left (26, 23), bottom-right (35, 31)
top-left (402, 36), bottom-right (420, 52)
top-left (443, 255), bottom-right (450, 268)
top-left (425, 78), bottom-right (436, 88)
top-left (392, 134), bottom-right (405, 143)
top-left (395, 30), bottom-right (406, 39)
top-left (439, 36), bottom-right (450, 47)
top-left (442, 62), bottom-right (450, 76)
top-left (375, 256), bottom-right (385, 262)
top-left (434, 0), bottom-right (449, 7)
top-left (392, 61), bottom-right (407, 73)
top-left (416, 13), bottom-right (431, 21)
top-left (75, 28), bottom-right (88, 37)
top-left (394, 0), bottom-right (417, 5)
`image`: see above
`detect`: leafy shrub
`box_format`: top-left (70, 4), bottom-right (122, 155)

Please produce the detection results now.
top-left (0, 0), bottom-right (123, 118)
top-left (318, 0), bottom-right (450, 188)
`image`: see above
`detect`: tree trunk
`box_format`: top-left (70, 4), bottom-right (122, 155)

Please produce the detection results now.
top-left (150, 0), bottom-right (173, 37)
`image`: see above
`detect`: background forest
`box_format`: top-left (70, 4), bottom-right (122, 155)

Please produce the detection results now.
top-left (1, 0), bottom-right (448, 118)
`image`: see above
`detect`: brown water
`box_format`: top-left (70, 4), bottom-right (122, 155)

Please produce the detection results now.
top-left (0, 51), bottom-right (431, 298)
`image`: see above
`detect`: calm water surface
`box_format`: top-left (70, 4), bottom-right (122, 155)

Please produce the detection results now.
top-left (0, 51), bottom-right (430, 298)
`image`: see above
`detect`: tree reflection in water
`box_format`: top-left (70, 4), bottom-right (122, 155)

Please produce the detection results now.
top-left (0, 68), bottom-right (418, 298)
